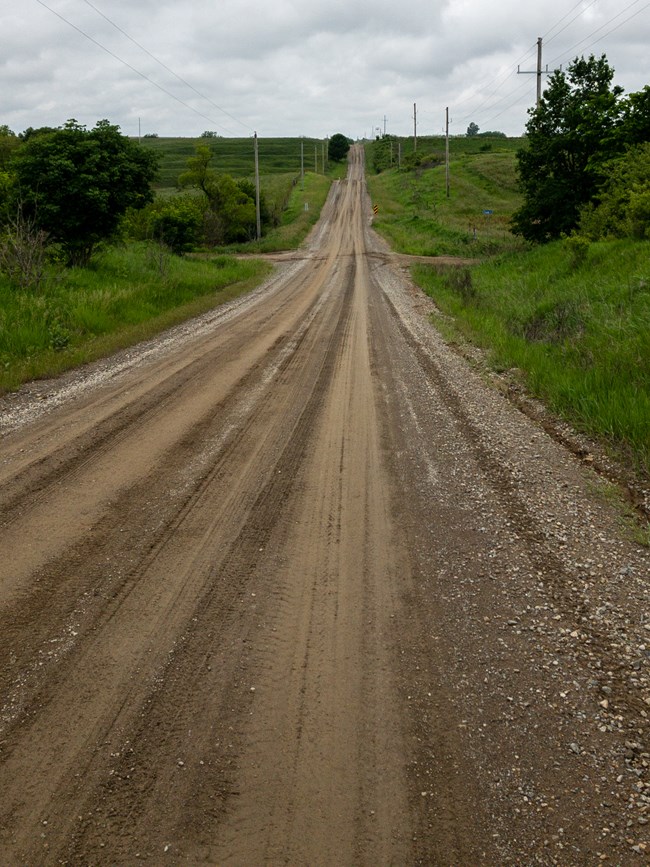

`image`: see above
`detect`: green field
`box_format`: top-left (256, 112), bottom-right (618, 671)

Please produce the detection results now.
top-left (138, 135), bottom-right (330, 188)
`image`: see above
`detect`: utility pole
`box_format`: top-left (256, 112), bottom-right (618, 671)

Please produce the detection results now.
top-left (254, 132), bottom-right (261, 241)
top-left (398, 140), bottom-right (402, 168)
top-left (413, 102), bottom-right (417, 153)
top-left (445, 107), bottom-right (450, 199)
top-left (300, 139), bottom-right (304, 191)
top-left (518, 37), bottom-right (550, 108)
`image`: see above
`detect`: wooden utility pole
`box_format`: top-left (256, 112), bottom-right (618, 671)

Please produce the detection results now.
top-left (254, 132), bottom-right (261, 240)
top-left (518, 37), bottom-right (549, 108)
top-left (413, 102), bottom-right (417, 153)
top-left (300, 139), bottom-right (304, 191)
top-left (445, 107), bottom-right (450, 198)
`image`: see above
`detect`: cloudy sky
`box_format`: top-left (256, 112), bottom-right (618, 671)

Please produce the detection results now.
top-left (3, 0), bottom-right (649, 140)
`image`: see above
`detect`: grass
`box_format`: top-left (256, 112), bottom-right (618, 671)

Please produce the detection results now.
top-left (0, 244), bottom-right (271, 393)
top-left (413, 240), bottom-right (650, 476)
top-left (365, 137), bottom-right (526, 258)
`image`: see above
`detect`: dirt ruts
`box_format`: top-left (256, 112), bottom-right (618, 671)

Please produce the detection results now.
top-left (0, 146), bottom-right (649, 865)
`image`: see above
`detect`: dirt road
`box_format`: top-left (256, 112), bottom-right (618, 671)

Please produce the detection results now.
top-left (1, 146), bottom-right (649, 865)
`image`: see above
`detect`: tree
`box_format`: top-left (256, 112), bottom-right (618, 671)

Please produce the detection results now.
top-left (0, 125), bottom-right (19, 170)
top-left (9, 119), bottom-right (158, 265)
top-left (580, 143), bottom-right (650, 240)
top-left (512, 55), bottom-right (626, 242)
top-left (178, 144), bottom-right (267, 244)
top-left (466, 122), bottom-right (480, 137)
top-left (328, 133), bottom-right (350, 162)
top-left (619, 85), bottom-right (650, 146)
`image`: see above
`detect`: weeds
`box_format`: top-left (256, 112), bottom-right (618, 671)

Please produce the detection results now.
top-left (413, 238), bottom-right (650, 476)
top-left (0, 209), bottom-right (51, 291)
top-left (0, 243), bottom-right (271, 393)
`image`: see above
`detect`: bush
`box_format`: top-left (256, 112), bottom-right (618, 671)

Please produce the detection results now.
top-left (124, 194), bottom-right (204, 254)
top-left (580, 143), bottom-right (650, 240)
top-left (0, 208), bottom-right (51, 290)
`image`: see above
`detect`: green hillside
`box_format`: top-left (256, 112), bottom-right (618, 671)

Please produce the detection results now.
top-left (366, 136), bottom-right (526, 258)
top-left (138, 136), bottom-right (328, 188)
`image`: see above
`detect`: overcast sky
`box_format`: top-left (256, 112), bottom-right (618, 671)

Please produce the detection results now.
top-left (3, 0), bottom-right (649, 140)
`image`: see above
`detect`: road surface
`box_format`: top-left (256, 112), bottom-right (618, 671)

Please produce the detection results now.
top-left (1, 146), bottom-right (649, 865)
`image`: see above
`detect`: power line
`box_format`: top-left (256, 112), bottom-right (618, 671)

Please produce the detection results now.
top-left (456, 0), bottom-right (649, 133)
top-left (453, 41), bottom-right (538, 119)
top-left (547, 0), bottom-right (649, 68)
top-left (80, 0), bottom-right (252, 133)
top-left (34, 0), bottom-right (240, 135)
top-left (543, 0), bottom-right (599, 46)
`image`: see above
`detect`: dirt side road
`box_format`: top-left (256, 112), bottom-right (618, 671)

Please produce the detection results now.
top-left (1, 146), bottom-right (649, 865)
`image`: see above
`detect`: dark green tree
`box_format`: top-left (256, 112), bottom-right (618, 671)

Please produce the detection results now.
top-left (0, 125), bottom-right (19, 170)
top-left (328, 133), bottom-right (350, 162)
top-left (466, 122), bottom-right (480, 136)
top-left (619, 85), bottom-right (650, 146)
top-left (9, 119), bottom-right (157, 265)
top-left (512, 55), bottom-right (625, 242)
top-left (179, 144), bottom-right (267, 244)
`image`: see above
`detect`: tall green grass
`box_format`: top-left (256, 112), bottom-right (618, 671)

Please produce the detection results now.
top-left (0, 244), bottom-right (271, 392)
top-left (365, 137), bottom-right (650, 476)
top-left (414, 239), bottom-right (650, 475)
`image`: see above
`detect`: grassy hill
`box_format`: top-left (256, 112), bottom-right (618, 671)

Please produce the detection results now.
top-left (366, 135), bottom-right (526, 258)
top-left (138, 136), bottom-right (328, 189)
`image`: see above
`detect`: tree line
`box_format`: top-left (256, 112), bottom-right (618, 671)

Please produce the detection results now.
top-left (0, 120), bottom-right (277, 282)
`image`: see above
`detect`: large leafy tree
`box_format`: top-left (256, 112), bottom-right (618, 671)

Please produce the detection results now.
top-left (619, 85), bottom-right (650, 146)
top-left (328, 133), bottom-right (350, 162)
top-left (10, 119), bottom-right (157, 265)
top-left (512, 55), bottom-right (626, 242)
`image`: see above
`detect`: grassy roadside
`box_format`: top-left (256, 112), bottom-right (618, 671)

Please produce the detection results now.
top-left (365, 138), bottom-right (650, 479)
top-left (0, 148), bottom-right (341, 395)
top-left (0, 246), bottom-right (271, 394)
top-left (366, 138), bottom-right (526, 258)
top-left (415, 242), bottom-right (650, 476)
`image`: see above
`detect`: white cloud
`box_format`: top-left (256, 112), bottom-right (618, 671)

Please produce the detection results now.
top-left (2, 0), bottom-right (648, 139)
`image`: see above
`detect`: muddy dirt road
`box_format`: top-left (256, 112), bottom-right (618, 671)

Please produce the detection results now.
top-left (1, 146), bottom-right (650, 865)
